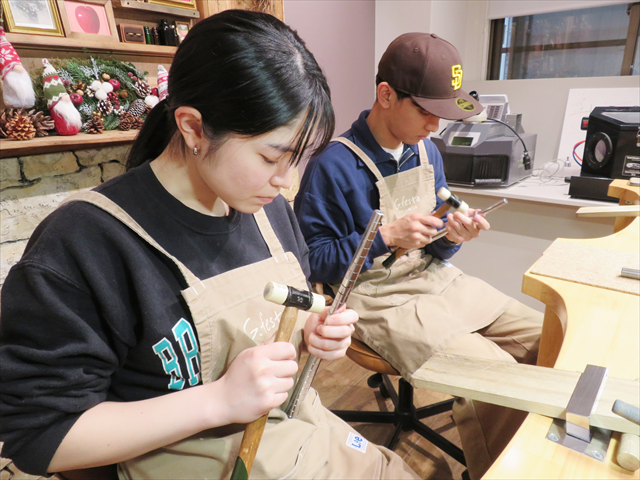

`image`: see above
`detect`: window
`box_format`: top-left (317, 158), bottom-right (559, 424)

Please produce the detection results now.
top-left (488, 2), bottom-right (640, 79)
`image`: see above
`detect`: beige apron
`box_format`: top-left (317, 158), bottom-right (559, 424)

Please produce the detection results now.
top-left (65, 191), bottom-right (417, 480)
top-left (331, 138), bottom-right (511, 378)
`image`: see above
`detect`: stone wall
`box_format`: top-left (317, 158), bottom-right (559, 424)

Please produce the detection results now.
top-left (0, 145), bottom-right (130, 288)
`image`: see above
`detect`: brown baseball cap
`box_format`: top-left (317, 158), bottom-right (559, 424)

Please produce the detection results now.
top-left (378, 32), bottom-right (482, 121)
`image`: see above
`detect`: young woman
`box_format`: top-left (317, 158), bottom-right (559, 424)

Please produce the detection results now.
top-left (0, 10), bottom-right (419, 480)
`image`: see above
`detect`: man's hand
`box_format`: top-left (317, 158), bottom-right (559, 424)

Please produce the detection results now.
top-left (379, 212), bottom-right (443, 249)
top-left (444, 210), bottom-right (490, 244)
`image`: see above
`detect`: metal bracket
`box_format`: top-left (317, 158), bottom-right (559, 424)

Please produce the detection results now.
top-left (546, 364), bottom-right (612, 462)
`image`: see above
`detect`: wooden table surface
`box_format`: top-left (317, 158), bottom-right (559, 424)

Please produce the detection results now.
top-left (485, 179), bottom-right (640, 480)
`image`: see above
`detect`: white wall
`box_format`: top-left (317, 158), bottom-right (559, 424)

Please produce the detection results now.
top-left (284, 0), bottom-right (375, 136)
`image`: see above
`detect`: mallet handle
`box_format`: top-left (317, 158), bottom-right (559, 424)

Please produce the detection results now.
top-left (231, 306), bottom-right (299, 479)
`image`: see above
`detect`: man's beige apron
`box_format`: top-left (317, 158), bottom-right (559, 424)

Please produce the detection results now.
top-left (331, 138), bottom-right (511, 378)
top-left (65, 191), bottom-right (417, 480)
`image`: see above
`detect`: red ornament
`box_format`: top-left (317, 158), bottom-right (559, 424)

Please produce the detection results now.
top-left (132, 76), bottom-right (137, 81)
top-left (108, 79), bottom-right (120, 91)
top-left (75, 6), bottom-right (100, 34)
top-left (151, 87), bottom-right (158, 96)
top-left (127, 72), bottom-right (133, 77)
top-left (70, 93), bottom-right (83, 106)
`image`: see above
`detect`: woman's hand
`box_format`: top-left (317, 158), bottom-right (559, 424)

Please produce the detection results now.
top-left (217, 342), bottom-right (298, 424)
top-left (444, 210), bottom-right (490, 244)
top-left (303, 307), bottom-right (358, 361)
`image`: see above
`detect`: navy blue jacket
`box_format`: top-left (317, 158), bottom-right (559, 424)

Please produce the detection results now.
top-left (295, 109), bottom-right (460, 284)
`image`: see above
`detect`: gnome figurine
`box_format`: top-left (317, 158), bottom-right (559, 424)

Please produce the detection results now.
top-left (42, 58), bottom-right (82, 136)
top-left (157, 64), bottom-right (168, 101)
top-left (0, 27), bottom-right (36, 108)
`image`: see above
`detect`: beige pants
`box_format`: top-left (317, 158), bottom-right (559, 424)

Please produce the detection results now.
top-left (441, 299), bottom-right (543, 480)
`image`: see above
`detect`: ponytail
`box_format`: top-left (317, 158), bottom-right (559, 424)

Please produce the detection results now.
top-left (126, 99), bottom-right (176, 170)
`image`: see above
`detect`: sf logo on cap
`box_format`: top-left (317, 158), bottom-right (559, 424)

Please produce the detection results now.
top-left (451, 65), bottom-right (462, 90)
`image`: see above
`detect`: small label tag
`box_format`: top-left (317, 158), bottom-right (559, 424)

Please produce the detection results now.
top-left (346, 432), bottom-right (368, 453)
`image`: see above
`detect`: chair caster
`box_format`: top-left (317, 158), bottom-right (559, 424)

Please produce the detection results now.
top-left (367, 373), bottom-right (383, 389)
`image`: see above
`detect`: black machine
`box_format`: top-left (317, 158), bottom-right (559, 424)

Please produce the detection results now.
top-left (569, 106), bottom-right (640, 202)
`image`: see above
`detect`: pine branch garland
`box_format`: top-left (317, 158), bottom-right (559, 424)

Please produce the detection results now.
top-left (26, 55), bottom-right (150, 134)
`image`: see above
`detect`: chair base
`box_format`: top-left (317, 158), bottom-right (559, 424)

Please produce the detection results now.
top-left (332, 373), bottom-right (466, 466)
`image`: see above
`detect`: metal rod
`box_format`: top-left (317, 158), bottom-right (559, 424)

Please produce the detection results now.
top-left (430, 198), bottom-right (508, 242)
top-left (284, 209), bottom-right (384, 419)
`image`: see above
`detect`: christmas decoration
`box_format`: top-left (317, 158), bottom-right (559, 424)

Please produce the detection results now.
top-left (97, 100), bottom-right (113, 116)
top-left (85, 112), bottom-right (104, 134)
top-left (26, 109), bottom-right (55, 136)
top-left (0, 27), bottom-right (36, 108)
top-left (6, 112), bottom-right (36, 140)
top-left (70, 93), bottom-right (84, 106)
top-left (128, 99), bottom-right (147, 117)
top-left (42, 59), bottom-right (82, 136)
top-left (145, 95), bottom-right (159, 108)
top-left (24, 56), bottom-right (150, 135)
top-left (133, 79), bottom-right (151, 98)
top-left (157, 65), bottom-right (168, 101)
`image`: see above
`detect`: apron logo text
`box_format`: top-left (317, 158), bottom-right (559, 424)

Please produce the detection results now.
top-left (243, 309), bottom-right (281, 342)
top-left (394, 195), bottom-right (421, 214)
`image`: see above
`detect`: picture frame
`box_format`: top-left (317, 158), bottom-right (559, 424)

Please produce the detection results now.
top-left (56, 0), bottom-right (119, 42)
top-left (118, 23), bottom-right (145, 43)
top-left (0, 0), bottom-right (65, 36)
top-left (147, 0), bottom-right (196, 11)
top-left (174, 20), bottom-right (189, 44)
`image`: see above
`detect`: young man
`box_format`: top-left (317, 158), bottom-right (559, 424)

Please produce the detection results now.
top-left (294, 32), bottom-right (543, 480)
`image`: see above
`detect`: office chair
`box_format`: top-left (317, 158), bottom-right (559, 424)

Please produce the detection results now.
top-left (332, 337), bottom-right (466, 467)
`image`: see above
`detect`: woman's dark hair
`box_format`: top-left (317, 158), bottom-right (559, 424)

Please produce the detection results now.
top-left (127, 10), bottom-right (334, 169)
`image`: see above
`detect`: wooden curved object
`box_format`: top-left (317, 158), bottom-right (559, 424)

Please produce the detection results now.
top-left (485, 179), bottom-right (640, 479)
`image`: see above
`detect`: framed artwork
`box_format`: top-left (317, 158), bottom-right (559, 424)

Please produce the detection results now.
top-left (175, 20), bottom-right (189, 43)
top-left (56, 0), bottom-right (119, 42)
top-left (147, 0), bottom-right (196, 11)
top-left (0, 0), bottom-right (64, 36)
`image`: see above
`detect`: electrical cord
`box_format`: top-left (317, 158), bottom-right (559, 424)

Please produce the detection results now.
top-left (532, 159), bottom-right (566, 184)
top-left (442, 117), bottom-right (532, 169)
top-left (573, 140), bottom-right (585, 166)
top-left (485, 118), bottom-right (532, 170)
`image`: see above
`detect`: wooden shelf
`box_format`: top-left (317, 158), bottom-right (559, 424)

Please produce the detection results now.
top-left (1, 130), bottom-right (138, 158)
top-left (116, 0), bottom-right (200, 18)
top-left (6, 32), bottom-right (178, 58)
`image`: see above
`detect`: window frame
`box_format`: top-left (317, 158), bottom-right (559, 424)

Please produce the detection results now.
top-left (487, 2), bottom-right (640, 80)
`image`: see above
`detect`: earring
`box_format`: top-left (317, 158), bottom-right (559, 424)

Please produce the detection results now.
top-left (193, 146), bottom-right (198, 156)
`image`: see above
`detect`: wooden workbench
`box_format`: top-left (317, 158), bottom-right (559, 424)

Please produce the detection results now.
top-left (484, 178), bottom-right (640, 479)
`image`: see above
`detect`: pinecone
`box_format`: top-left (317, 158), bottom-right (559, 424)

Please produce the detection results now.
top-left (118, 112), bottom-right (135, 131)
top-left (128, 99), bottom-right (146, 117)
top-left (97, 100), bottom-right (114, 116)
top-left (133, 79), bottom-right (151, 98)
top-left (6, 114), bottom-right (37, 141)
top-left (86, 113), bottom-right (105, 134)
top-left (1, 108), bottom-right (21, 137)
top-left (131, 116), bottom-right (145, 130)
top-left (26, 109), bottom-right (55, 137)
